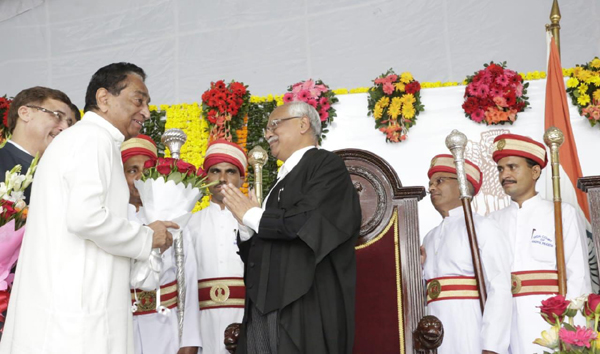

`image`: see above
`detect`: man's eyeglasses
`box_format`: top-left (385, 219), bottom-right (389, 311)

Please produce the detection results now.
top-left (27, 105), bottom-right (74, 127)
top-left (263, 116), bottom-right (302, 137)
top-left (428, 176), bottom-right (458, 188)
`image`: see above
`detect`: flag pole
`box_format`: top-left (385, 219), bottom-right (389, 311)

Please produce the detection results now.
top-left (545, 0), bottom-right (561, 57)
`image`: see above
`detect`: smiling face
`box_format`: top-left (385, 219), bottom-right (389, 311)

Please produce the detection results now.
top-left (16, 98), bottom-right (73, 156)
top-left (101, 73), bottom-right (151, 140)
top-left (428, 171), bottom-right (462, 217)
top-left (496, 155), bottom-right (539, 205)
top-left (264, 105), bottom-right (311, 162)
top-left (206, 162), bottom-right (242, 207)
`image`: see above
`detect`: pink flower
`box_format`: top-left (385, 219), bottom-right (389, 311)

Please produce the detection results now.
top-left (476, 84), bottom-right (490, 98)
top-left (283, 92), bottom-right (294, 103)
top-left (471, 109), bottom-right (485, 122)
top-left (319, 96), bottom-right (329, 106)
top-left (297, 90), bottom-right (311, 102)
top-left (515, 83), bottom-right (523, 97)
top-left (493, 96), bottom-right (508, 108)
top-left (321, 102), bottom-right (331, 111)
top-left (374, 77), bottom-right (390, 85)
top-left (467, 83), bottom-right (479, 96)
top-left (301, 79), bottom-right (315, 91)
top-left (307, 99), bottom-right (318, 108)
top-left (314, 84), bottom-right (328, 94)
top-left (559, 326), bottom-right (597, 348)
top-left (383, 83), bottom-right (395, 95)
top-left (495, 75), bottom-right (509, 86)
top-left (291, 83), bottom-right (302, 94)
top-left (319, 111), bottom-right (329, 122)
top-left (489, 88), bottom-right (502, 98)
top-left (387, 74), bottom-right (398, 82)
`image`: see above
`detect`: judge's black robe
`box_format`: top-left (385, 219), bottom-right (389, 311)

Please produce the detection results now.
top-left (0, 141), bottom-right (34, 202)
top-left (236, 148), bottom-right (361, 354)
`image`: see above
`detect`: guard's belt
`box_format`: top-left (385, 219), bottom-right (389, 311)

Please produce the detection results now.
top-left (198, 277), bottom-right (245, 310)
top-left (511, 270), bottom-right (559, 297)
top-left (131, 280), bottom-right (178, 316)
top-left (426, 276), bottom-right (479, 304)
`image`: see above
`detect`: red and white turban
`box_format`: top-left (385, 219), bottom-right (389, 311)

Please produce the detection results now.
top-left (203, 139), bottom-right (247, 177)
top-left (427, 154), bottom-right (483, 195)
top-left (120, 134), bottom-right (158, 163)
top-left (492, 133), bottom-right (548, 169)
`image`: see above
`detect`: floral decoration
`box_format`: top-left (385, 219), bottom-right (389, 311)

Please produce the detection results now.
top-left (462, 61), bottom-right (530, 125)
top-left (201, 80), bottom-right (250, 142)
top-left (566, 57), bottom-right (600, 128)
top-left (367, 69), bottom-right (424, 143)
top-left (1, 155), bottom-right (38, 229)
top-left (282, 79), bottom-right (338, 141)
top-left (534, 294), bottom-right (600, 353)
top-left (246, 96), bottom-right (280, 192)
top-left (141, 157), bottom-right (213, 192)
top-left (143, 106), bottom-right (167, 157)
top-left (0, 96), bottom-right (12, 145)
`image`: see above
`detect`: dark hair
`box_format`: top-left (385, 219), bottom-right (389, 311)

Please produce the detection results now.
top-left (84, 62), bottom-right (146, 112)
top-left (71, 103), bottom-right (82, 121)
top-left (7, 86), bottom-right (72, 133)
top-left (524, 157), bottom-right (540, 169)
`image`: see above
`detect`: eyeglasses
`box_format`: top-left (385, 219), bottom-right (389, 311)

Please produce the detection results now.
top-left (428, 177), bottom-right (458, 188)
top-left (27, 105), bottom-right (74, 127)
top-left (262, 116), bottom-right (302, 137)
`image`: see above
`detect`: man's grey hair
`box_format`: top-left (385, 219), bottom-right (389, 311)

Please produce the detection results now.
top-left (286, 101), bottom-right (322, 139)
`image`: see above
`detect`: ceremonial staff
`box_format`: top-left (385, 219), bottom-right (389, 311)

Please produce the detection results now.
top-left (161, 128), bottom-right (187, 343)
top-left (247, 145), bottom-right (269, 204)
top-left (544, 126), bottom-right (567, 296)
top-left (445, 130), bottom-right (487, 311)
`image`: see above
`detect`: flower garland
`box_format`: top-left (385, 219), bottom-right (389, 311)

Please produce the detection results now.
top-left (566, 57), bottom-right (600, 127)
top-left (367, 69), bottom-right (424, 143)
top-left (282, 79), bottom-right (338, 141)
top-left (163, 103), bottom-right (210, 212)
top-left (0, 96), bottom-right (12, 145)
top-left (201, 80), bottom-right (250, 142)
top-left (462, 61), bottom-right (530, 125)
top-left (234, 115), bottom-right (249, 195)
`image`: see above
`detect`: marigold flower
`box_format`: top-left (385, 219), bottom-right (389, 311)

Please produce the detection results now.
top-left (567, 77), bottom-right (580, 88)
top-left (378, 96), bottom-right (390, 108)
top-left (400, 72), bottom-right (413, 84)
top-left (578, 94), bottom-right (591, 106)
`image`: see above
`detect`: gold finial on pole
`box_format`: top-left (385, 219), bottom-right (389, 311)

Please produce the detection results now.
top-left (545, 0), bottom-right (562, 57)
top-left (544, 126), bottom-right (567, 296)
top-left (248, 145), bottom-right (269, 204)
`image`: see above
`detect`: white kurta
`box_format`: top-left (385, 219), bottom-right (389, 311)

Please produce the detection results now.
top-left (423, 207), bottom-right (512, 354)
top-left (0, 112), bottom-right (153, 354)
top-left (187, 202), bottom-right (245, 354)
top-left (488, 194), bottom-right (591, 354)
top-left (128, 206), bottom-right (202, 354)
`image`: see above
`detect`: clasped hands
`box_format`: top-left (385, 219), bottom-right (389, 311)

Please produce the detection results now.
top-left (147, 220), bottom-right (179, 254)
top-left (221, 183), bottom-right (260, 225)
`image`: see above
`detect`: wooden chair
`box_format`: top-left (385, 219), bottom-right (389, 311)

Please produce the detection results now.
top-left (225, 149), bottom-right (442, 353)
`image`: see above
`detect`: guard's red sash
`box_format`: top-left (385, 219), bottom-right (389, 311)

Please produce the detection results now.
top-left (511, 270), bottom-right (559, 297)
top-left (198, 277), bottom-right (245, 310)
top-left (130, 280), bottom-right (178, 316)
top-left (426, 276), bottom-right (479, 304)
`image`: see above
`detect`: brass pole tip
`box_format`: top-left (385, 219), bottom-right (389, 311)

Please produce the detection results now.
top-left (248, 145), bottom-right (268, 167)
top-left (543, 126), bottom-right (564, 147)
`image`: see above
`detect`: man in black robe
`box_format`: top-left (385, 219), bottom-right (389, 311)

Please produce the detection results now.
top-left (222, 101), bottom-right (361, 353)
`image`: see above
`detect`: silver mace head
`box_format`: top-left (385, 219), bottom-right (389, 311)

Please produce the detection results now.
top-left (248, 145), bottom-right (268, 168)
top-left (445, 129), bottom-right (468, 152)
top-left (543, 126), bottom-right (565, 148)
top-left (161, 128), bottom-right (187, 159)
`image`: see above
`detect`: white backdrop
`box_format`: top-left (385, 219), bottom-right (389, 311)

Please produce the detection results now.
top-left (320, 79), bottom-right (600, 238)
top-left (1, 0), bottom-right (599, 107)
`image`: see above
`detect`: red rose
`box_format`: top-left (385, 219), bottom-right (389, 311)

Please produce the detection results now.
top-left (156, 158), bottom-right (176, 175)
top-left (539, 295), bottom-right (570, 325)
top-left (583, 294), bottom-right (600, 317)
top-left (196, 167), bottom-right (207, 178)
top-left (1, 200), bottom-right (17, 219)
top-left (405, 81), bottom-right (421, 94)
top-left (176, 160), bottom-right (196, 176)
top-left (143, 158), bottom-right (157, 169)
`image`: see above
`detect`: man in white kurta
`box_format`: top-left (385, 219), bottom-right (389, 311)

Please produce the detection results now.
top-left (0, 63), bottom-right (175, 354)
top-left (120, 135), bottom-right (201, 354)
top-left (187, 139), bottom-right (247, 354)
top-left (422, 154), bottom-right (512, 354)
top-left (487, 133), bottom-right (590, 354)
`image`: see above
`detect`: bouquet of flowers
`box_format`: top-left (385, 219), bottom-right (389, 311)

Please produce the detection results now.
top-left (367, 69), bottom-right (424, 143)
top-left (534, 294), bottom-right (600, 353)
top-left (282, 79), bottom-right (338, 141)
top-left (0, 96), bottom-right (12, 146)
top-left (566, 57), bottom-right (600, 127)
top-left (462, 61), bottom-right (529, 125)
top-left (201, 80), bottom-right (250, 142)
top-left (1, 155), bottom-right (38, 326)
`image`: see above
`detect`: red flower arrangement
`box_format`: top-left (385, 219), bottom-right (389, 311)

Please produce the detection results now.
top-left (282, 79), bottom-right (338, 140)
top-left (0, 96), bottom-right (12, 143)
top-left (462, 62), bottom-right (530, 125)
top-left (142, 157), bottom-right (208, 188)
top-left (201, 80), bottom-right (250, 142)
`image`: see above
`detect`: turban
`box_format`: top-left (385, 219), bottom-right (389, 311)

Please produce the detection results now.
top-left (492, 133), bottom-right (548, 169)
top-left (120, 134), bottom-right (157, 163)
top-left (427, 154), bottom-right (483, 195)
top-left (203, 139), bottom-right (247, 177)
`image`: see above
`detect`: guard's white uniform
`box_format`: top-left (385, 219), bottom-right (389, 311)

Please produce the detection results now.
top-left (423, 207), bottom-right (512, 354)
